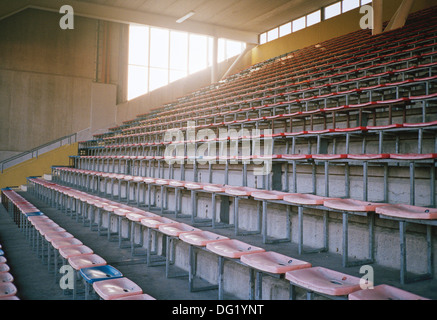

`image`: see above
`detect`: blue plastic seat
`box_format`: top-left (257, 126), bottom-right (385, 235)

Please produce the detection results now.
top-left (79, 265), bottom-right (123, 300)
top-left (79, 265), bottom-right (123, 283)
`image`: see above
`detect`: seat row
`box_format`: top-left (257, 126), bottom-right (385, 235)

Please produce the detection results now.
top-left (0, 229), bottom-right (18, 300)
top-left (26, 178), bottom-right (431, 300)
top-left (97, 77), bottom-right (437, 141)
top-left (89, 115), bottom-right (437, 155)
top-left (48, 167), bottom-right (437, 285)
top-left (118, 24), bottom-right (437, 125)
top-left (0, 188), bottom-right (155, 300)
top-left (123, 14), bottom-right (437, 127)
top-left (0, 244), bottom-right (18, 300)
top-left (85, 119), bottom-right (437, 159)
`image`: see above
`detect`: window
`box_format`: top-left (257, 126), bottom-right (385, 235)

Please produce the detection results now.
top-left (128, 25), bottom-right (149, 100)
top-left (170, 31), bottom-right (188, 71)
top-left (260, 32), bottom-right (267, 44)
top-left (267, 28), bottom-right (279, 42)
top-left (324, 1), bottom-right (342, 19)
top-left (306, 10), bottom-right (321, 27)
top-left (342, 0), bottom-right (360, 13)
top-left (292, 16), bottom-right (306, 32)
top-left (127, 25), bottom-right (246, 100)
top-left (128, 25), bottom-right (148, 66)
top-left (149, 27), bottom-right (169, 69)
top-left (226, 40), bottom-right (245, 60)
top-left (149, 68), bottom-right (168, 92)
top-left (279, 22), bottom-right (292, 37)
top-left (259, 0), bottom-right (368, 45)
top-left (128, 65), bottom-right (148, 101)
top-left (169, 31), bottom-right (188, 83)
top-left (189, 34), bottom-right (209, 74)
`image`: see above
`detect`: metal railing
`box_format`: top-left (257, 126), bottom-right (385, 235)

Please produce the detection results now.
top-left (0, 133), bottom-right (78, 173)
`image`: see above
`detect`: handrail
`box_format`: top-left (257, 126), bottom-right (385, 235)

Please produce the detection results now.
top-left (0, 133), bottom-right (78, 173)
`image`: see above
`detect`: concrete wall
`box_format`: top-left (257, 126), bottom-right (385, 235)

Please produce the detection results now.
top-left (0, 143), bottom-right (78, 190)
top-left (0, 8), bottom-right (125, 160)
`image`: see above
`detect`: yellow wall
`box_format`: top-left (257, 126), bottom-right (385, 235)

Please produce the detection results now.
top-left (234, 0), bottom-right (436, 71)
top-left (0, 143), bottom-right (78, 189)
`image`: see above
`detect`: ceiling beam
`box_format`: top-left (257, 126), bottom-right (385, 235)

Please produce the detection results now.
top-left (22, 0), bottom-right (259, 44)
top-left (0, 0), bottom-right (31, 22)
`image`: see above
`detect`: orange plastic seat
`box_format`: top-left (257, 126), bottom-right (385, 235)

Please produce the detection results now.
top-left (51, 238), bottom-right (83, 250)
top-left (114, 293), bottom-right (156, 300)
top-left (283, 193), bottom-right (332, 205)
top-left (92, 277), bottom-right (143, 300)
top-left (277, 154), bottom-right (313, 160)
top-left (158, 223), bottom-right (201, 237)
top-left (390, 153), bottom-right (437, 160)
top-left (68, 254), bottom-right (107, 271)
top-left (179, 231), bottom-right (229, 247)
top-left (376, 204), bottom-right (437, 220)
top-left (169, 180), bottom-right (187, 188)
top-left (286, 267), bottom-right (364, 298)
top-left (323, 198), bottom-right (388, 212)
top-left (202, 184), bottom-right (227, 193)
top-left (45, 232), bottom-right (74, 242)
top-left (349, 284), bottom-right (429, 300)
top-left (0, 264), bottom-right (10, 274)
top-left (206, 239), bottom-right (265, 259)
top-left (224, 186), bottom-right (259, 197)
top-left (0, 283), bottom-right (17, 298)
top-left (126, 211), bottom-right (158, 222)
top-left (59, 245), bottom-right (94, 260)
top-left (140, 216), bottom-right (176, 229)
top-left (240, 251), bottom-right (311, 274)
top-left (347, 154), bottom-right (390, 160)
top-left (0, 273), bottom-right (14, 284)
top-left (0, 295), bottom-right (19, 300)
top-left (251, 190), bottom-right (291, 200)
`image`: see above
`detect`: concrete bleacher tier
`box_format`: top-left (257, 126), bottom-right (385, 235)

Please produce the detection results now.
top-left (1, 6), bottom-right (437, 300)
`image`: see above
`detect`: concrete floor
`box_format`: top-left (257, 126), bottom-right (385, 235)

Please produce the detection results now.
top-left (1, 190), bottom-right (436, 302)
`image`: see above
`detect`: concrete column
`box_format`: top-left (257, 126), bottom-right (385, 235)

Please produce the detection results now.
top-left (372, 0), bottom-right (383, 35)
top-left (211, 36), bottom-right (219, 84)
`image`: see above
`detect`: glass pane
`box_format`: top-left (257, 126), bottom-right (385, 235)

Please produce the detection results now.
top-left (218, 38), bottom-right (226, 62)
top-left (361, 0), bottom-right (372, 4)
top-left (292, 16), bottom-right (306, 32)
top-left (129, 25), bottom-right (149, 66)
top-left (128, 65), bottom-right (148, 100)
top-left (307, 10), bottom-right (321, 27)
top-left (170, 31), bottom-right (188, 71)
top-left (170, 69), bottom-right (188, 83)
top-left (189, 34), bottom-right (208, 74)
top-left (149, 67), bottom-right (168, 91)
top-left (226, 40), bottom-right (244, 59)
top-left (150, 27), bottom-right (169, 69)
top-left (279, 22), bottom-right (292, 37)
top-left (267, 28), bottom-right (278, 42)
top-left (324, 2), bottom-right (342, 19)
top-left (260, 33), bottom-right (267, 44)
top-left (208, 37), bottom-right (214, 67)
top-left (342, 0), bottom-right (360, 12)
